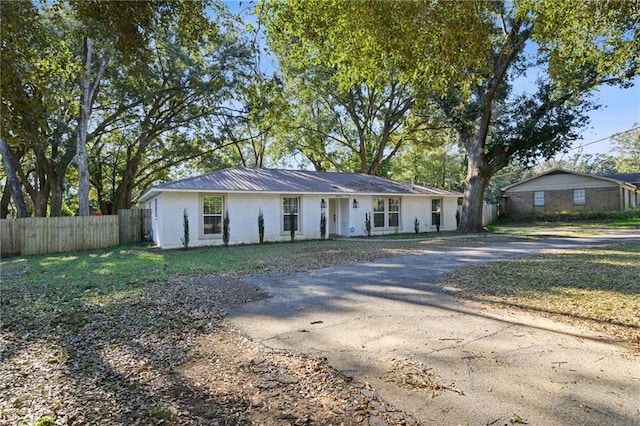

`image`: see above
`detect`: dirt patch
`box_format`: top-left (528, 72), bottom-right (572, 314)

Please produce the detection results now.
top-left (191, 275), bottom-right (271, 307)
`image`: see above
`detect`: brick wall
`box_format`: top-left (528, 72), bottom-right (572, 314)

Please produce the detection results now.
top-left (506, 187), bottom-right (621, 214)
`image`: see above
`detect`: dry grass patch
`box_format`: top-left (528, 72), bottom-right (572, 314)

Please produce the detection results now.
top-left (441, 242), bottom-right (640, 350)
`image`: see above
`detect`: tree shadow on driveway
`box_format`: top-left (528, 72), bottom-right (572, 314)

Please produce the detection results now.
top-left (231, 238), bottom-right (640, 425)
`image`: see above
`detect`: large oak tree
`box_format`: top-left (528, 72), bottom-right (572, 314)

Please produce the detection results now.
top-left (262, 0), bottom-right (639, 232)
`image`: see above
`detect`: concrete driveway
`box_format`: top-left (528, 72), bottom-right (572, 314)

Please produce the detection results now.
top-left (229, 233), bottom-right (640, 425)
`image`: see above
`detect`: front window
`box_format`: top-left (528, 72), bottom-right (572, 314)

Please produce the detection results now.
top-left (373, 198), bottom-right (386, 228)
top-left (534, 191), bottom-right (544, 207)
top-left (203, 195), bottom-right (223, 235)
top-left (283, 197), bottom-right (299, 232)
top-left (372, 197), bottom-right (401, 228)
top-left (431, 199), bottom-right (442, 226)
top-left (573, 189), bottom-right (585, 205)
top-left (388, 198), bottom-right (400, 227)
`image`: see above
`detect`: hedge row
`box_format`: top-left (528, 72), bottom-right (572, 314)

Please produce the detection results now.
top-left (498, 209), bottom-right (640, 224)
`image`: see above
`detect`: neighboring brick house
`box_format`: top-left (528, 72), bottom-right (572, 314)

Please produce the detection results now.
top-left (501, 168), bottom-right (638, 214)
top-left (605, 173), bottom-right (640, 207)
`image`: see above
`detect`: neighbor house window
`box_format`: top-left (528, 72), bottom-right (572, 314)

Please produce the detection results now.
top-left (431, 199), bottom-right (442, 226)
top-left (573, 189), bottom-right (586, 205)
top-left (202, 195), bottom-right (223, 235)
top-left (533, 191), bottom-right (545, 207)
top-left (373, 197), bottom-right (401, 228)
top-left (283, 197), bottom-right (300, 232)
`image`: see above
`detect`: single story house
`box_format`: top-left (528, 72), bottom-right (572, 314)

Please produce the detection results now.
top-left (138, 167), bottom-right (461, 249)
top-left (501, 168), bottom-right (639, 214)
top-left (605, 173), bottom-right (640, 207)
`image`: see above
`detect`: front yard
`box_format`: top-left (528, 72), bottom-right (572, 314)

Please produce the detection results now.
top-left (1, 232), bottom-right (638, 424)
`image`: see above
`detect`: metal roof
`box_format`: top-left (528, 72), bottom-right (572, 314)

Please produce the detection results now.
top-left (139, 167), bottom-right (461, 201)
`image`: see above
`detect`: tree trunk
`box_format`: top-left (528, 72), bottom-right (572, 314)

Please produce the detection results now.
top-left (49, 176), bottom-right (65, 217)
top-left (0, 136), bottom-right (29, 217)
top-left (77, 36), bottom-right (110, 216)
top-left (1, 184), bottom-right (11, 219)
top-left (457, 154), bottom-right (491, 233)
top-left (77, 37), bottom-right (93, 216)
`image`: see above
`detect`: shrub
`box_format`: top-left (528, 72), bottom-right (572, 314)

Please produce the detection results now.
top-left (180, 208), bottom-right (189, 250)
top-left (498, 209), bottom-right (640, 224)
top-left (258, 209), bottom-right (265, 243)
top-left (289, 212), bottom-right (296, 242)
top-left (320, 210), bottom-right (327, 240)
top-left (364, 212), bottom-right (372, 237)
top-left (223, 211), bottom-right (230, 247)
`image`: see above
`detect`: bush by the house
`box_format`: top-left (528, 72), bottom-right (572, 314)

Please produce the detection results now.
top-left (181, 208), bottom-right (189, 250)
top-left (258, 209), bottom-right (265, 244)
top-left (223, 211), bottom-right (230, 247)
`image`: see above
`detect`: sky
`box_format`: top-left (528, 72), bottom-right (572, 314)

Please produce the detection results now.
top-left (565, 82), bottom-right (640, 157)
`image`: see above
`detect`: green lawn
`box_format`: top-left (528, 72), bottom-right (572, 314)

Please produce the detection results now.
top-left (1, 238), bottom-right (472, 336)
top-left (441, 242), bottom-right (640, 349)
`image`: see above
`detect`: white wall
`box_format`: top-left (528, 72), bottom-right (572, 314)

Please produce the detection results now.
top-left (157, 192), bottom-right (327, 249)
top-left (155, 192), bottom-right (461, 248)
top-left (346, 195), bottom-right (459, 236)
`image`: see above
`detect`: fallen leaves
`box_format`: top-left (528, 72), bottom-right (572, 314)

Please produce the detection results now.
top-left (382, 359), bottom-right (464, 398)
top-left (1, 273), bottom-right (418, 425)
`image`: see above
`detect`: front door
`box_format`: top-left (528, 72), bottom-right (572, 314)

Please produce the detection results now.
top-left (328, 199), bottom-right (338, 236)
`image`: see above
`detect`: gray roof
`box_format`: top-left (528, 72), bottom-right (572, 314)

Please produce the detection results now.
top-left (604, 173), bottom-right (640, 185)
top-left (139, 167), bottom-right (460, 201)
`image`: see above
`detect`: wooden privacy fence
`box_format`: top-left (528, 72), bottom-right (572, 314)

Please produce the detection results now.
top-left (482, 202), bottom-right (498, 226)
top-left (118, 208), bottom-right (152, 244)
top-left (0, 209), bottom-right (151, 257)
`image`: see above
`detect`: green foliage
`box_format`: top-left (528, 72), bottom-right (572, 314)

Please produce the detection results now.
top-left (180, 208), bottom-right (189, 250)
top-left (320, 210), bottom-right (327, 240)
top-left (258, 209), bottom-right (265, 244)
top-left (148, 405), bottom-right (175, 421)
top-left (0, 1), bottom-right (251, 217)
top-left (499, 209), bottom-right (640, 225)
top-left (223, 210), bottom-right (230, 247)
top-left (612, 127), bottom-right (640, 173)
top-left (263, 0), bottom-right (640, 233)
top-left (364, 212), bottom-right (372, 237)
top-left (390, 137), bottom-right (466, 191)
top-left (35, 416), bottom-right (56, 426)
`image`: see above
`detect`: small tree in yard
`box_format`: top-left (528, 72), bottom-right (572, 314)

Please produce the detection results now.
top-left (364, 212), bottom-right (372, 237)
top-left (320, 210), bottom-right (327, 240)
top-left (180, 208), bottom-right (189, 250)
top-left (223, 211), bottom-right (230, 247)
top-left (414, 217), bottom-right (420, 234)
top-left (258, 209), bottom-right (265, 243)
